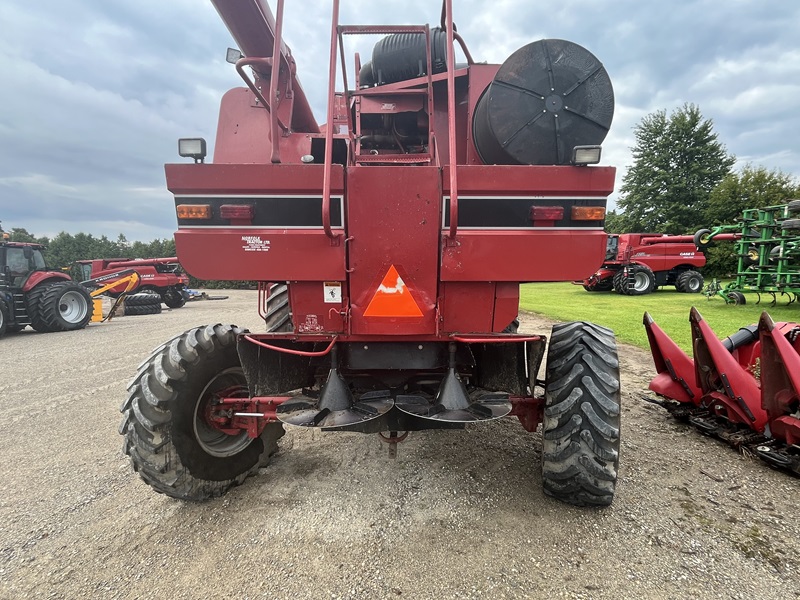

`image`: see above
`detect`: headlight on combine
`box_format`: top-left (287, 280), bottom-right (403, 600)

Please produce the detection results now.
top-left (178, 138), bottom-right (207, 163)
top-left (572, 145), bottom-right (602, 166)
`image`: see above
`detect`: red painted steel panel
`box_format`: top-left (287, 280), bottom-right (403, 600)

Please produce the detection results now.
top-left (289, 282), bottom-right (345, 333)
top-left (347, 167), bottom-right (441, 335)
top-left (165, 163), bottom-right (344, 195)
top-left (175, 229), bottom-right (345, 281)
top-left (443, 165), bottom-right (615, 195)
top-left (441, 282), bottom-right (495, 333)
top-left (492, 282), bottom-right (519, 332)
top-left (441, 230), bottom-right (607, 282)
top-left (214, 88), bottom-right (316, 164)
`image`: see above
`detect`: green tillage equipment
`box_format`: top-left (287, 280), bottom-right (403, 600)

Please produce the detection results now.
top-left (696, 200), bottom-right (800, 305)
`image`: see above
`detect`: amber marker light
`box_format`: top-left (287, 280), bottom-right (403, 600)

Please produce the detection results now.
top-left (177, 204), bottom-right (212, 219)
top-left (571, 206), bottom-right (606, 221)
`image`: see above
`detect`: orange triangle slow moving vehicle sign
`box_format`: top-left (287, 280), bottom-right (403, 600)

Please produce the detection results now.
top-left (363, 265), bottom-right (423, 317)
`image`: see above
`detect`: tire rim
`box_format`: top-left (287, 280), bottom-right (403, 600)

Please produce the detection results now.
top-left (688, 278), bottom-right (701, 292)
top-left (193, 367), bottom-right (253, 457)
top-left (633, 272), bottom-right (650, 292)
top-left (59, 291), bottom-right (89, 323)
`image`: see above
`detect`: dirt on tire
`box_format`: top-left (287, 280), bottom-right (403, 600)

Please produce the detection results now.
top-left (0, 290), bottom-right (798, 599)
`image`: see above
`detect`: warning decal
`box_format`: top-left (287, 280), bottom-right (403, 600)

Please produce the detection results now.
top-left (363, 265), bottom-right (423, 317)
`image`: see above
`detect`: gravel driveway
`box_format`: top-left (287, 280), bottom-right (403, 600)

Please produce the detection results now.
top-left (1, 290), bottom-right (798, 599)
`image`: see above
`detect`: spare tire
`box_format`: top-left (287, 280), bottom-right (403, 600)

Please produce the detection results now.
top-left (125, 303), bottom-right (162, 316)
top-left (126, 293), bottom-right (162, 307)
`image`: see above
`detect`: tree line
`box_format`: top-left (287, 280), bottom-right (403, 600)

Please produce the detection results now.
top-left (607, 103), bottom-right (800, 277)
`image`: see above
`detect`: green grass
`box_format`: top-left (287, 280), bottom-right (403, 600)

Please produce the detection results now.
top-left (519, 282), bottom-right (799, 353)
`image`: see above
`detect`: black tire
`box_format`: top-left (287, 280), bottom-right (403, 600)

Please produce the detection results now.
top-left (781, 219), bottom-right (800, 231)
top-left (125, 292), bottom-right (162, 307)
top-left (542, 321), bottom-right (621, 507)
top-left (0, 297), bottom-right (8, 338)
top-left (612, 270), bottom-right (627, 294)
top-left (675, 270), bottom-right (704, 293)
top-left (787, 199), bottom-right (800, 214)
top-left (264, 283), bottom-right (293, 332)
top-left (614, 265), bottom-right (655, 295)
top-left (770, 245), bottom-right (784, 263)
top-left (30, 282), bottom-right (93, 332)
top-left (502, 317), bottom-right (520, 333)
top-left (725, 291), bottom-right (746, 305)
top-left (124, 303), bottom-right (162, 316)
top-left (693, 228), bottom-right (712, 249)
top-left (163, 288), bottom-right (186, 308)
top-left (119, 324), bottom-right (285, 500)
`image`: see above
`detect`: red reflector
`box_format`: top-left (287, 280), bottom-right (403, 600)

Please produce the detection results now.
top-left (220, 204), bottom-right (255, 219)
top-left (530, 206), bottom-right (564, 220)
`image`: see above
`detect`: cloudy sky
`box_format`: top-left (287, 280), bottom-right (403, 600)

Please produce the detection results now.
top-left (1, 0), bottom-right (798, 242)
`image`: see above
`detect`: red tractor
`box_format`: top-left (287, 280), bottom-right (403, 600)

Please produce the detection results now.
top-left (73, 257), bottom-right (189, 308)
top-left (0, 233), bottom-right (93, 338)
top-left (120, 0), bottom-right (622, 506)
top-left (580, 231), bottom-right (738, 295)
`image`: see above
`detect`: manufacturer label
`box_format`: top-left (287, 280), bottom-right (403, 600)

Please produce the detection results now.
top-left (679, 252), bottom-right (696, 257)
top-left (323, 282), bottom-right (342, 303)
top-left (241, 235), bottom-right (270, 252)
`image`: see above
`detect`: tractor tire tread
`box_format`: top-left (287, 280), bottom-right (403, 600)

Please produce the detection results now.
top-left (543, 321), bottom-right (621, 507)
top-left (119, 324), bottom-right (285, 500)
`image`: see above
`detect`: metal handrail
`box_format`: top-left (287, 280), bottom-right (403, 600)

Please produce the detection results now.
top-left (321, 0), bottom-right (341, 240)
top-left (443, 0), bottom-right (459, 240)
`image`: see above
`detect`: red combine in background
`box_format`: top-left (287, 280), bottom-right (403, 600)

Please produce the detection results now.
top-left (580, 231), bottom-right (739, 295)
top-left (120, 0), bottom-right (623, 506)
top-left (74, 257), bottom-right (189, 308)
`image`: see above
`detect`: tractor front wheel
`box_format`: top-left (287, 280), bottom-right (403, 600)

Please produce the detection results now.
top-left (542, 321), bottom-right (621, 506)
top-left (119, 324), bottom-right (284, 500)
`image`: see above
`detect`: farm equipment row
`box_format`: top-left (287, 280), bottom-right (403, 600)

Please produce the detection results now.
top-left (645, 309), bottom-right (800, 474)
top-left (1, 226), bottom-right (190, 338)
top-left (697, 200), bottom-right (800, 305)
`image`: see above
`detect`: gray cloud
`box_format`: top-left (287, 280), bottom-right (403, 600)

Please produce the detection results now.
top-left (1, 0), bottom-right (798, 240)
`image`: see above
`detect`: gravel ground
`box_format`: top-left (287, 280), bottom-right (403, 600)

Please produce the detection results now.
top-left (1, 289), bottom-right (798, 599)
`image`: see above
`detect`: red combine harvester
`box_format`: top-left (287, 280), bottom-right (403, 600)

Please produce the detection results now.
top-left (120, 0), bottom-right (623, 506)
top-left (580, 231), bottom-right (738, 295)
top-left (645, 310), bottom-right (800, 473)
top-left (74, 257), bottom-right (189, 308)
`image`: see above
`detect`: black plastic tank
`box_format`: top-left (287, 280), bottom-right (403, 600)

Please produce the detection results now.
top-left (361, 28), bottom-right (447, 86)
top-left (472, 39), bottom-right (614, 166)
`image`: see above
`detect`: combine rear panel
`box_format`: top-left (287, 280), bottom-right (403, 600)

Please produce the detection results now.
top-left (120, 0), bottom-right (623, 507)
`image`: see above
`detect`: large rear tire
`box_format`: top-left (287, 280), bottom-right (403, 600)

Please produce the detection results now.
top-left (119, 324), bottom-right (285, 500)
top-left (542, 321), bottom-right (621, 506)
top-left (675, 270), bottom-right (704, 293)
top-left (30, 282), bottom-right (93, 332)
top-left (264, 283), bottom-right (293, 332)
